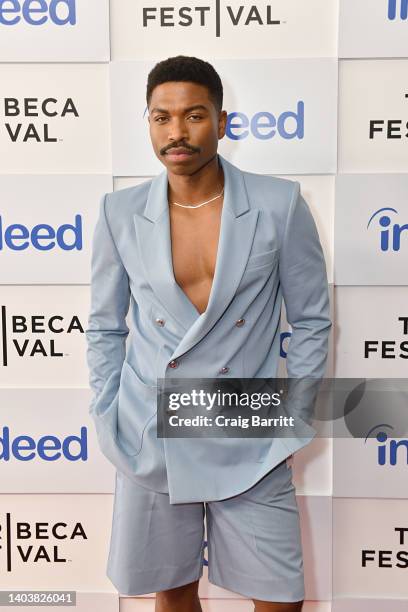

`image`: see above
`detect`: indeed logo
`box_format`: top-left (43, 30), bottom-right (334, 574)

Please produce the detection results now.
top-left (0, 0), bottom-right (76, 26)
top-left (0, 426), bottom-right (88, 461)
top-left (388, 0), bottom-right (408, 20)
top-left (0, 214), bottom-right (83, 251)
top-left (226, 102), bottom-right (304, 141)
top-left (367, 207), bottom-right (408, 251)
top-left (280, 331), bottom-right (292, 358)
top-left (366, 424), bottom-right (408, 466)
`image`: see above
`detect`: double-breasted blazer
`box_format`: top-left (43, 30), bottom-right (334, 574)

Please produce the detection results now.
top-left (85, 153), bottom-right (331, 504)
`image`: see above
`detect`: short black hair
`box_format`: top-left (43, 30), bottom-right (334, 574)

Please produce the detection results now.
top-left (146, 55), bottom-right (223, 113)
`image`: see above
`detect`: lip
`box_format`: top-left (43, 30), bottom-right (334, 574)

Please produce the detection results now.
top-left (165, 148), bottom-right (196, 161)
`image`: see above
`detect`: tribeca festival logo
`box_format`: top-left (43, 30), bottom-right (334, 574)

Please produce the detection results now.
top-left (0, 305), bottom-right (84, 367)
top-left (0, 426), bottom-right (88, 462)
top-left (142, 2), bottom-right (282, 37)
top-left (364, 316), bottom-right (408, 359)
top-left (388, 0), bottom-right (408, 20)
top-left (369, 92), bottom-right (408, 139)
top-left (0, 513), bottom-right (87, 571)
top-left (362, 527), bottom-right (408, 568)
top-left (3, 97), bottom-right (79, 142)
top-left (367, 207), bottom-right (408, 251)
top-left (0, 0), bottom-right (76, 26)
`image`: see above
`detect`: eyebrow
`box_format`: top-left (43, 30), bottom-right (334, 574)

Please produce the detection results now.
top-left (150, 104), bottom-right (209, 114)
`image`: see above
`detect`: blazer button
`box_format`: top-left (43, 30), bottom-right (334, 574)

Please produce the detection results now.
top-left (219, 366), bottom-right (230, 374)
top-left (168, 359), bottom-right (179, 369)
top-left (155, 318), bottom-right (165, 326)
top-left (235, 318), bottom-right (245, 327)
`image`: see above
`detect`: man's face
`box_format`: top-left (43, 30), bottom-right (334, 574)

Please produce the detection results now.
top-left (148, 81), bottom-right (227, 175)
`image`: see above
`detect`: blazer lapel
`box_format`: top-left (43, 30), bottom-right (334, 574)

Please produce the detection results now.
top-left (133, 178), bottom-right (199, 333)
top-left (133, 154), bottom-right (259, 360)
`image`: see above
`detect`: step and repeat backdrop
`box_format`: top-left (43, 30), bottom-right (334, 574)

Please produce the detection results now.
top-left (1, 1), bottom-right (407, 610)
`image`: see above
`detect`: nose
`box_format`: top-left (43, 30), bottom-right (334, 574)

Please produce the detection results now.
top-left (168, 117), bottom-right (189, 143)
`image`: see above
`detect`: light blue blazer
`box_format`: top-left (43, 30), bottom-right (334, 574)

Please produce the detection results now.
top-left (85, 153), bottom-right (331, 504)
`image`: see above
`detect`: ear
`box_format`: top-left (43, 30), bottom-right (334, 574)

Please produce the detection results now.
top-left (218, 110), bottom-right (227, 139)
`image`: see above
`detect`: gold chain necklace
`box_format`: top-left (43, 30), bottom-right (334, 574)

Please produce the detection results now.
top-left (170, 187), bottom-right (224, 209)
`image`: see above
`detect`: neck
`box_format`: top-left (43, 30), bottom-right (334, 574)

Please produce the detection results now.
top-left (167, 154), bottom-right (224, 206)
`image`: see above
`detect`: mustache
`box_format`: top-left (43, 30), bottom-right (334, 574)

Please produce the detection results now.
top-left (161, 143), bottom-right (201, 155)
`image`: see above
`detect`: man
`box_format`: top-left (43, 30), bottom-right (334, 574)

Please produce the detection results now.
top-left (86, 55), bottom-right (331, 611)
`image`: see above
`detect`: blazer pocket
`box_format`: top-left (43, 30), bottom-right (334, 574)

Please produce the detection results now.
top-left (117, 360), bottom-right (157, 457)
top-left (245, 247), bottom-right (280, 270)
top-left (93, 369), bottom-right (121, 422)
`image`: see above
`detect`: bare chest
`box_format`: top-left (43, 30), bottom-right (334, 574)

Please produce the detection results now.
top-left (169, 204), bottom-right (222, 315)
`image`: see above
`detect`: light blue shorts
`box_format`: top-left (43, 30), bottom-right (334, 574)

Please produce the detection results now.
top-left (106, 458), bottom-right (305, 603)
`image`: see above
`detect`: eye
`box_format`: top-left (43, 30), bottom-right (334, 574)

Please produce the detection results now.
top-left (154, 116), bottom-right (168, 123)
top-left (188, 114), bottom-right (203, 120)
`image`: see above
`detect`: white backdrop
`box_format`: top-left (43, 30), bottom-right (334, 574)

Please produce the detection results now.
top-left (1, 1), bottom-right (407, 610)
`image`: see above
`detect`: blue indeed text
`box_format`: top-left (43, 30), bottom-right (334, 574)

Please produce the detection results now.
top-left (0, 426), bottom-right (88, 461)
top-left (0, 214), bottom-right (83, 251)
top-left (0, 0), bottom-right (76, 26)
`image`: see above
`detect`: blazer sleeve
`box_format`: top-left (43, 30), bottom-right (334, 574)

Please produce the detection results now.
top-left (279, 182), bottom-right (332, 379)
top-left (85, 192), bottom-right (131, 414)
